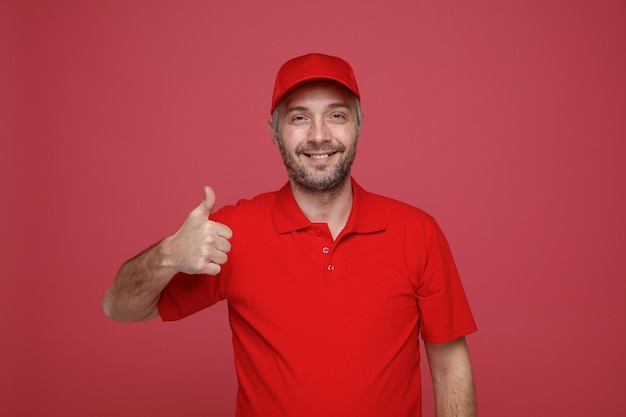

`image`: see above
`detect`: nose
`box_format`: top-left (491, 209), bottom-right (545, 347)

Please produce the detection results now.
top-left (307, 117), bottom-right (331, 143)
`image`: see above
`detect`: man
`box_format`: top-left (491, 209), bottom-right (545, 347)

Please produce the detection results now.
top-left (104, 53), bottom-right (478, 417)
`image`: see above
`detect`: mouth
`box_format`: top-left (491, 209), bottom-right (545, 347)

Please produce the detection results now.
top-left (302, 151), bottom-right (338, 160)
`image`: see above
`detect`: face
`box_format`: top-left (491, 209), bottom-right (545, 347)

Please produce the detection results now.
top-left (270, 80), bottom-right (361, 194)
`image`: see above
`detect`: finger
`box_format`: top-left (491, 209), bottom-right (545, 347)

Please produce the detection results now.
top-left (202, 262), bottom-right (222, 276)
top-left (207, 250), bottom-right (228, 265)
top-left (214, 222), bottom-right (233, 240)
top-left (194, 186), bottom-right (216, 219)
top-left (213, 236), bottom-right (232, 254)
top-left (202, 220), bottom-right (232, 242)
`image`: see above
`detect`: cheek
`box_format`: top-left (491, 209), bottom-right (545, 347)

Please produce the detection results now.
top-left (276, 136), bottom-right (299, 155)
top-left (278, 128), bottom-right (306, 146)
top-left (335, 127), bottom-right (359, 145)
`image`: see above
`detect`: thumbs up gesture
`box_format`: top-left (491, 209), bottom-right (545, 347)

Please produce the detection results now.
top-left (161, 186), bottom-right (233, 276)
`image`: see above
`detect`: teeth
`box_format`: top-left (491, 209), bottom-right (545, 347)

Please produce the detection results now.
top-left (310, 154), bottom-right (329, 160)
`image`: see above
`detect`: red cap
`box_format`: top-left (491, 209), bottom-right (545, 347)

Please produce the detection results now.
top-left (271, 53), bottom-right (360, 114)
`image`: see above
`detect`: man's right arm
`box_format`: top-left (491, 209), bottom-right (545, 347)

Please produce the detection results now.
top-left (102, 186), bottom-right (233, 322)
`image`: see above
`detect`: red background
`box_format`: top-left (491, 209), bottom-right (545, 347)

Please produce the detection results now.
top-left (3, 1), bottom-right (626, 416)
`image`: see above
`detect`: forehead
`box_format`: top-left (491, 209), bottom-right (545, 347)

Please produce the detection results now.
top-left (279, 79), bottom-right (356, 110)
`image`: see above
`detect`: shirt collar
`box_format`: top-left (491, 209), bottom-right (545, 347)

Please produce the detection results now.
top-left (273, 178), bottom-right (386, 234)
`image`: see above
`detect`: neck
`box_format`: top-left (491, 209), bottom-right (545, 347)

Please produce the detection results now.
top-left (290, 178), bottom-right (353, 240)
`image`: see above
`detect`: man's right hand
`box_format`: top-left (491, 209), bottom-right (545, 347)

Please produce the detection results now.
top-left (160, 186), bottom-right (233, 276)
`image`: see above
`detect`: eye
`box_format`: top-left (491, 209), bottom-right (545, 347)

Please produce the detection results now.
top-left (289, 114), bottom-right (307, 124)
top-left (330, 112), bottom-right (347, 121)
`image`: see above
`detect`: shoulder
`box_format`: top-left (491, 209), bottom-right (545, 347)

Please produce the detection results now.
top-left (211, 190), bottom-right (277, 224)
top-left (359, 186), bottom-right (438, 228)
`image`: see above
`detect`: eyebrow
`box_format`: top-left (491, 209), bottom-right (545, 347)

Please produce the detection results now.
top-left (286, 102), bottom-right (353, 114)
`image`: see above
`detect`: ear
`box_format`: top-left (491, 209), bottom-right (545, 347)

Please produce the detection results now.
top-left (356, 110), bottom-right (364, 137)
top-left (268, 118), bottom-right (279, 147)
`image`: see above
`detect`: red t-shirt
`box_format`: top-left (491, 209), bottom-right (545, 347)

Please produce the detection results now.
top-left (159, 179), bottom-right (477, 417)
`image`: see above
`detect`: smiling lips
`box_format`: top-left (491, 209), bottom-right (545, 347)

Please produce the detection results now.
top-left (305, 152), bottom-right (337, 160)
top-left (299, 145), bottom-right (343, 161)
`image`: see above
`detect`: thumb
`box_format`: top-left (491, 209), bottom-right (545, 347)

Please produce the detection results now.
top-left (197, 185), bottom-right (216, 218)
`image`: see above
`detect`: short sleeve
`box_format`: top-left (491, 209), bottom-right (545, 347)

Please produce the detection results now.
top-left (158, 272), bottom-right (224, 321)
top-left (417, 221), bottom-right (477, 343)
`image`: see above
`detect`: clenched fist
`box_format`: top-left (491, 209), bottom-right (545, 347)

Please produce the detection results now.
top-left (160, 186), bottom-right (233, 275)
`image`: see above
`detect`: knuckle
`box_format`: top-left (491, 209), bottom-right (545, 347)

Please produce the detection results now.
top-left (195, 259), bottom-right (207, 272)
top-left (206, 263), bottom-right (221, 275)
top-left (210, 252), bottom-right (226, 265)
